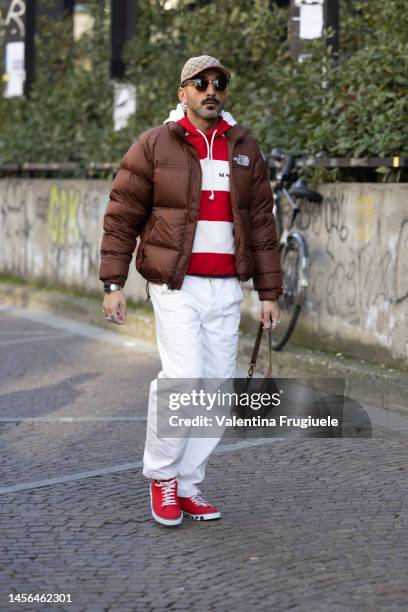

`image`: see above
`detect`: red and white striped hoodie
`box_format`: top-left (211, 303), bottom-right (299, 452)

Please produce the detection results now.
top-left (165, 104), bottom-right (238, 277)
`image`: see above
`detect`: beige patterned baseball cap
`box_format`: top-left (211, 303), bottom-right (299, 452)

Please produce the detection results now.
top-left (180, 55), bottom-right (231, 84)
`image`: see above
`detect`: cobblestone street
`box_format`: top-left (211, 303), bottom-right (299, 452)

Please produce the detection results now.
top-left (1, 306), bottom-right (408, 612)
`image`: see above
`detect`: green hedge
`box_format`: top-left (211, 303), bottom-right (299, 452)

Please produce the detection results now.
top-left (0, 0), bottom-right (407, 181)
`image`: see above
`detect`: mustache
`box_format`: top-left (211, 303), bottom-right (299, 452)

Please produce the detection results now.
top-left (202, 98), bottom-right (219, 105)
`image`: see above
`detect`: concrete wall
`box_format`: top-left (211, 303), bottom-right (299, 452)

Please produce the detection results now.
top-left (1, 179), bottom-right (407, 368)
top-left (0, 179), bottom-right (147, 300)
top-left (297, 183), bottom-right (407, 368)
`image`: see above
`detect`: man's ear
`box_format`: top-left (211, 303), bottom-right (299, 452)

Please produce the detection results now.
top-left (178, 86), bottom-right (185, 103)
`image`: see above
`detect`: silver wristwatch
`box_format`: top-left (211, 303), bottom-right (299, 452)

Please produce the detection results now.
top-left (103, 282), bottom-right (122, 294)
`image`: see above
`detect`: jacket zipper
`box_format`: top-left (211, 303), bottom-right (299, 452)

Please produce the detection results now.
top-left (165, 123), bottom-right (248, 289)
top-left (227, 136), bottom-right (245, 283)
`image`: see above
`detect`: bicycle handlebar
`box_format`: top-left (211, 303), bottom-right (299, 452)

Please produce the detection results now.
top-left (267, 149), bottom-right (323, 204)
top-left (269, 148), bottom-right (304, 162)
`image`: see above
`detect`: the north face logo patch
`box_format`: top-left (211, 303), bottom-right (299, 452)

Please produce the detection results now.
top-left (233, 154), bottom-right (250, 167)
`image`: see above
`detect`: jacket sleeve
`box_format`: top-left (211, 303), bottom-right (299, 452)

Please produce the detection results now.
top-left (249, 147), bottom-right (283, 301)
top-left (99, 135), bottom-right (154, 287)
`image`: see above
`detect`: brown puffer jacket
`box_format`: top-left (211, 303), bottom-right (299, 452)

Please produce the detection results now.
top-left (99, 120), bottom-right (283, 300)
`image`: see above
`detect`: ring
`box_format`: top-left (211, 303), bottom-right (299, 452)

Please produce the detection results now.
top-left (274, 319), bottom-right (281, 326)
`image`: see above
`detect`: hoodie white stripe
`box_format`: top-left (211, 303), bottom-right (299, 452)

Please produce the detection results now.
top-left (200, 159), bottom-right (230, 192)
top-left (192, 220), bottom-right (235, 254)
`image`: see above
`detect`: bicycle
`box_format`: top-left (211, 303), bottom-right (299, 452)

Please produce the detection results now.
top-left (266, 148), bottom-right (323, 350)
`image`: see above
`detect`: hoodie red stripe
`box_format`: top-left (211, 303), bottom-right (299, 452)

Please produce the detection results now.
top-left (186, 253), bottom-right (236, 276)
top-left (198, 191), bottom-right (233, 221)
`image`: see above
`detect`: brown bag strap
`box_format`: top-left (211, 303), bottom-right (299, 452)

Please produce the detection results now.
top-left (247, 321), bottom-right (273, 380)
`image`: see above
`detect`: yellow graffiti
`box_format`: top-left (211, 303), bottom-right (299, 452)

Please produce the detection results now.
top-left (48, 186), bottom-right (80, 245)
top-left (356, 195), bottom-right (374, 242)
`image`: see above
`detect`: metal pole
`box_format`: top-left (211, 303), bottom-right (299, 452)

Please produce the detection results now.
top-left (289, 0), bottom-right (339, 61)
top-left (24, 0), bottom-right (35, 95)
top-left (2, 0), bottom-right (74, 98)
top-left (110, 0), bottom-right (138, 79)
top-left (323, 0), bottom-right (339, 55)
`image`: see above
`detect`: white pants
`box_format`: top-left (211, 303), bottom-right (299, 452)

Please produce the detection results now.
top-left (142, 275), bottom-right (244, 497)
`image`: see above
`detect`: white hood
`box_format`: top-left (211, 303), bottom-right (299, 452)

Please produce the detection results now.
top-left (164, 102), bottom-right (237, 127)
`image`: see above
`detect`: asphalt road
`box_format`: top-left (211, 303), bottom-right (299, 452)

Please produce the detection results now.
top-left (1, 305), bottom-right (407, 612)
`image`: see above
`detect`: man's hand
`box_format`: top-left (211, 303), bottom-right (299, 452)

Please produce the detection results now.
top-left (102, 290), bottom-right (127, 325)
top-left (261, 299), bottom-right (280, 330)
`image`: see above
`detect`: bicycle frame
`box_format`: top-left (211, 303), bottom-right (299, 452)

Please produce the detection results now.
top-left (286, 230), bottom-right (309, 305)
top-left (273, 186), bottom-right (309, 303)
top-left (267, 149), bottom-right (322, 349)
top-left (273, 186), bottom-right (301, 243)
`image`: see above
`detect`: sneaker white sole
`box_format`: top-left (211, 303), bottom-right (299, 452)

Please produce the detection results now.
top-left (150, 488), bottom-right (183, 526)
top-left (182, 511), bottom-right (221, 521)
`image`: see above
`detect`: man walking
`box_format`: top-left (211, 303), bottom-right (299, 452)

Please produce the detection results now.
top-left (100, 55), bottom-right (282, 526)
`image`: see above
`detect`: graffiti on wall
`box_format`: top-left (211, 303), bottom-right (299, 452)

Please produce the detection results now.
top-left (292, 189), bottom-right (408, 350)
top-left (0, 180), bottom-right (108, 283)
top-left (5, 0), bottom-right (26, 37)
top-left (45, 185), bottom-right (105, 280)
top-left (48, 186), bottom-right (80, 246)
top-left (0, 180), bottom-right (33, 273)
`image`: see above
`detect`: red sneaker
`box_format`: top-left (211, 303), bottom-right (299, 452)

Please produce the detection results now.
top-left (150, 478), bottom-right (183, 526)
top-left (178, 493), bottom-right (221, 521)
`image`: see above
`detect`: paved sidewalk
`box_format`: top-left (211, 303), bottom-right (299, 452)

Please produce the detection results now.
top-left (1, 307), bottom-right (408, 611)
top-left (1, 281), bottom-right (407, 415)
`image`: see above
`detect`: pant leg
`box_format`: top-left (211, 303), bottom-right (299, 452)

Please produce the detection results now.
top-left (177, 277), bottom-right (244, 497)
top-left (142, 281), bottom-right (203, 481)
top-left (201, 277), bottom-right (243, 380)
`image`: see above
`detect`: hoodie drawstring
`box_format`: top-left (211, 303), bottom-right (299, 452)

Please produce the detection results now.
top-left (197, 128), bottom-right (217, 200)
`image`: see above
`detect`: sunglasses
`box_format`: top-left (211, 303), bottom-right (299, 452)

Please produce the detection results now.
top-left (182, 77), bottom-right (229, 92)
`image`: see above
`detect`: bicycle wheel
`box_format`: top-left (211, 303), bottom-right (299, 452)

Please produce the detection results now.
top-left (272, 237), bottom-right (305, 351)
